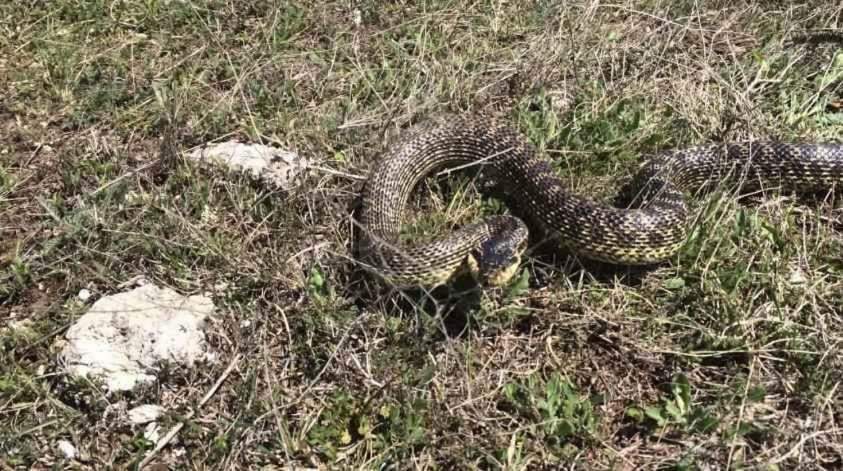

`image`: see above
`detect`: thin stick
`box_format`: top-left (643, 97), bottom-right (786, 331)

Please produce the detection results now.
top-left (137, 355), bottom-right (241, 469)
top-left (91, 159), bottom-right (161, 196)
top-left (292, 313), bottom-right (369, 404)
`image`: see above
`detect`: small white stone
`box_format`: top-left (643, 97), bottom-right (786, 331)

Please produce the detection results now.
top-left (7, 318), bottom-right (32, 332)
top-left (78, 289), bottom-right (92, 302)
top-left (200, 204), bottom-right (219, 224)
top-left (213, 281), bottom-right (229, 293)
top-left (128, 405), bottom-right (164, 425)
top-left (124, 191), bottom-right (143, 204)
top-left (104, 401), bottom-right (128, 419)
top-left (144, 422), bottom-right (161, 443)
top-left (56, 440), bottom-right (78, 460)
top-left (789, 268), bottom-right (807, 285)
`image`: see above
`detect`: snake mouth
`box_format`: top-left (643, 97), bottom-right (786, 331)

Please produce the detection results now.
top-left (482, 254), bottom-right (523, 287)
top-left (473, 236), bottom-right (527, 287)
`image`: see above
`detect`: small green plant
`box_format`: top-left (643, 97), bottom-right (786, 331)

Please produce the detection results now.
top-left (506, 268), bottom-right (531, 299)
top-left (10, 243), bottom-right (31, 287)
top-left (307, 390), bottom-right (429, 462)
top-left (626, 374), bottom-right (717, 434)
top-left (145, 0), bottom-right (159, 17)
top-left (503, 373), bottom-right (596, 443)
top-left (306, 265), bottom-right (333, 302)
top-left (0, 165), bottom-right (15, 193)
top-left (783, 50), bottom-right (843, 126)
top-left (307, 391), bottom-right (358, 459)
top-left (374, 400), bottom-right (429, 452)
top-left (722, 384), bottom-right (769, 444)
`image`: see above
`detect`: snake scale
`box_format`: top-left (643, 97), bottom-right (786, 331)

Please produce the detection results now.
top-left (356, 116), bottom-right (843, 288)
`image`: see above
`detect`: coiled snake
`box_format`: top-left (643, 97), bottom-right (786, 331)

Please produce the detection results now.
top-left (356, 116), bottom-right (843, 288)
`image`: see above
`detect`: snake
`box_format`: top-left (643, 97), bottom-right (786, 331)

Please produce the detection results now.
top-left (355, 116), bottom-right (843, 288)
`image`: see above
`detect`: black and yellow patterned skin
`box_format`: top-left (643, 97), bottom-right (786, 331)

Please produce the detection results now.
top-left (356, 116), bottom-right (843, 288)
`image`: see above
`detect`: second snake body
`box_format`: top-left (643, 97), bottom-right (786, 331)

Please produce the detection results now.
top-left (356, 117), bottom-right (843, 287)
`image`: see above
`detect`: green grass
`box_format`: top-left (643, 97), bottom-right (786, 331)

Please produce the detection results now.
top-left (2, 0), bottom-right (843, 468)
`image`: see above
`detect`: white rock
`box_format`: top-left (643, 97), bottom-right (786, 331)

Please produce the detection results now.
top-left (78, 288), bottom-right (92, 302)
top-left (213, 281), bottom-right (229, 293)
top-left (789, 267), bottom-right (808, 285)
top-left (188, 141), bottom-right (308, 190)
top-left (7, 318), bottom-right (33, 333)
top-left (60, 284), bottom-right (216, 391)
top-left (144, 422), bottom-right (161, 443)
top-left (104, 401), bottom-right (128, 419)
top-left (128, 404), bottom-right (164, 424)
top-left (56, 440), bottom-right (78, 460)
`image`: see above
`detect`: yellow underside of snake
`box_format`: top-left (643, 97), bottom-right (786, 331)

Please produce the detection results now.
top-left (356, 116), bottom-right (843, 288)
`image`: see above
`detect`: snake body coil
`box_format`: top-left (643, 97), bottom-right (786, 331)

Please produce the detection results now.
top-left (357, 117), bottom-right (843, 288)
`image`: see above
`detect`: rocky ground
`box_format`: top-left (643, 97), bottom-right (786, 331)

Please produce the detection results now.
top-left (2, 1), bottom-right (843, 469)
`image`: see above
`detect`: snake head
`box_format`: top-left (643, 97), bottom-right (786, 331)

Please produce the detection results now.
top-left (471, 216), bottom-right (529, 287)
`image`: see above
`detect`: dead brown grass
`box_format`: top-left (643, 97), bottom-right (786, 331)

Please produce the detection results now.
top-left (2, 1), bottom-right (843, 469)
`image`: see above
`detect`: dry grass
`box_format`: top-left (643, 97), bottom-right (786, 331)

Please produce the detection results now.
top-left (2, 1), bottom-right (843, 469)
